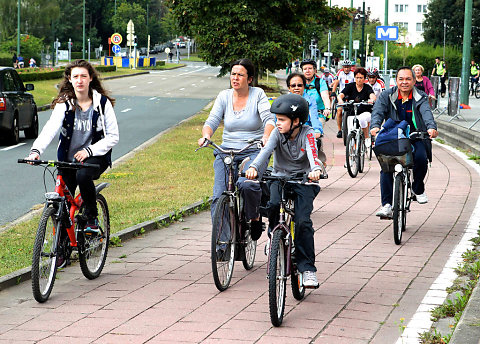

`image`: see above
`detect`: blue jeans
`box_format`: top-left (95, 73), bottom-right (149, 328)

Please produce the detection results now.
top-left (380, 140), bottom-right (428, 206)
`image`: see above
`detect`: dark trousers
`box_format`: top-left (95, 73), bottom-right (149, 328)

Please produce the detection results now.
top-left (60, 156), bottom-right (109, 219)
top-left (380, 140), bottom-right (428, 206)
top-left (439, 76), bottom-right (446, 94)
top-left (267, 181), bottom-right (320, 273)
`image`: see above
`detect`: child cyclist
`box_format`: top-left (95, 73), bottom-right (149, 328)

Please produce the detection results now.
top-left (26, 60), bottom-right (119, 240)
top-left (245, 93), bottom-right (322, 288)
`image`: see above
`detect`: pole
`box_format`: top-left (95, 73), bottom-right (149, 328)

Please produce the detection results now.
top-left (68, 38), bottom-right (71, 63)
top-left (460, 0), bottom-right (473, 104)
top-left (443, 19), bottom-right (447, 61)
top-left (82, 0), bottom-right (85, 59)
top-left (361, 1), bottom-right (366, 66)
top-left (88, 38), bottom-right (90, 62)
top-left (327, 0), bottom-right (332, 70)
top-left (383, 0), bottom-right (389, 73)
top-left (348, 0), bottom-right (353, 60)
top-left (17, 0), bottom-right (20, 56)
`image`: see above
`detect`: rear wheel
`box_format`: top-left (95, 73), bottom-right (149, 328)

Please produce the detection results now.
top-left (393, 174), bottom-right (406, 245)
top-left (242, 226), bottom-right (257, 270)
top-left (358, 133), bottom-right (365, 173)
top-left (24, 109), bottom-right (38, 139)
top-left (268, 230), bottom-right (287, 327)
top-left (475, 84), bottom-right (480, 99)
top-left (31, 206), bottom-right (60, 303)
top-left (211, 194), bottom-right (236, 291)
top-left (79, 194), bottom-right (110, 279)
top-left (346, 132), bottom-right (359, 178)
top-left (8, 115), bottom-right (19, 145)
top-left (342, 112), bottom-right (349, 146)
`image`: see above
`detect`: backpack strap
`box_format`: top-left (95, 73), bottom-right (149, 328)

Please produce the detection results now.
top-left (314, 77), bottom-right (321, 97)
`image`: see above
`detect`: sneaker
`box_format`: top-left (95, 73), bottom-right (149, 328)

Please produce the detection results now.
top-left (84, 218), bottom-right (101, 236)
top-left (302, 271), bottom-right (319, 289)
top-left (365, 137), bottom-right (371, 148)
top-left (376, 204), bottom-right (393, 219)
top-left (414, 192), bottom-right (428, 204)
top-left (336, 130), bottom-right (342, 138)
top-left (250, 220), bottom-right (264, 241)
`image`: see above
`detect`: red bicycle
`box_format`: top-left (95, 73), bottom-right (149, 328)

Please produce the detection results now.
top-left (18, 159), bottom-right (110, 303)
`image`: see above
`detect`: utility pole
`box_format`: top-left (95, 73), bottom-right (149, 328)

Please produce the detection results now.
top-left (348, 0), bottom-right (353, 60)
top-left (327, 0), bottom-right (332, 70)
top-left (82, 0), bottom-right (86, 59)
top-left (443, 19), bottom-right (447, 61)
top-left (17, 0), bottom-right (20, 56)
top-left (384, 0), bottom-right (389, 73)
top-left (361, 1), bottom-right (366, 66)
top-left (460, 0), bottom-right (473, 104)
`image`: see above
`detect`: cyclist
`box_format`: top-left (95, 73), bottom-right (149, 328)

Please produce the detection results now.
top-left (245, 93), bottom-right (322, 288)
top-left (338, 67), bottom-right (376, 147)
top-left (26, 59), bottom-right (119, 236)
top-left (371, 66), bottom-right (438, 218)
top-left (470, 59), bottom-right (480, 95)
top-left (198, 58), bottom-right (275, 241)
top-left (300, 59), bottom-right (331, 125)
top-left (332, 60), bottom-right (355, 138)
top-left (431, 57), bottom-right (447, 97)
top-left (366, 68), bottom-right (385, 98)
top-left (321, 68), bottom-right (335, 91)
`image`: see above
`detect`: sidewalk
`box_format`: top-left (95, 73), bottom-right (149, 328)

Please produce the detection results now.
top-left (0, 110), bottom-right (479, 343)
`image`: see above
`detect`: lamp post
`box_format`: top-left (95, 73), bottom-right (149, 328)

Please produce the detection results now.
top-left (17, 0), bottom-right (20, 56)
top-left (360, 1), bottom-right (366, 66)
top-left (460, 0), bottom-right (473, 104)
top-left (82, 0), bottom-right (86, 59)
top-left (443, 19), bottom-right (447, 61)
top-left (348, 0), bottom-right (353, 60)
top-left (384, 0), bottom-right (389, 73)
top-left (327, 0), bottom-right (332, 70)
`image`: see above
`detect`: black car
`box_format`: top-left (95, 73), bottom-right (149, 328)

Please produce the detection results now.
top-left (0, 67), bottom-right (37, 144)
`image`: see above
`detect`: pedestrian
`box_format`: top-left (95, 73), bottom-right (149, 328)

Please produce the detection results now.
top-left (25, 59), bottom-right (119, 267)
top-left (17, 55), bottom-right (24, 68)
top-left (168, 51), bottom-right (173, 62)
top-left (197, 58), bottom-right (275, 243)
top-left (470, 59), bottom-right (480, 95)
top-left (431, 56), bottom-right (447, 97)
top-left (29, 57), bottom-right (36, 68)
top-left (413, 64), bottom-right (435, 108)
top-left (12, 53), bottom-right (18, 68)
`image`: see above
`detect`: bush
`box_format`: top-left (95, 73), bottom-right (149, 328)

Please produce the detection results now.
top-left (16, 65), bottom-right (116, 82)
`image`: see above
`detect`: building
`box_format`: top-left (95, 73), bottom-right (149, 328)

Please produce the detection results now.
top-left (329, 0), bottom-right (430, 46)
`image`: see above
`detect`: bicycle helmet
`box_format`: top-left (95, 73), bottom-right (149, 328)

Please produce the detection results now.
top-left (300, 59), bottom-right (317, 70)
top-left (323, 68), bottom-right (331, 74)
top-left (342, 60), bottom-right (353, 66)
top-left (367, 68), bottom-right (379, 78)
top-left (271, 93), bottom-right (309, 124)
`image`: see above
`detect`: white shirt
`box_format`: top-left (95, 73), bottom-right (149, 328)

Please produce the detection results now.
top-left (335, 70), bottom-right (355, 92)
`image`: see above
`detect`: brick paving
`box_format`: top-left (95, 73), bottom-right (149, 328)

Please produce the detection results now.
top-left (0, 119), bottom-right (479, 343)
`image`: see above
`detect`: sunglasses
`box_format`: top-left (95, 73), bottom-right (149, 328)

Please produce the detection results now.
top-left (289, 83), bottom-right (304, 88)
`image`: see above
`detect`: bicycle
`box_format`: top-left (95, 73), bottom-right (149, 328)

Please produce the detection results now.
top-left (373, 131), bottom-right (430, 245)
top-left (329, 92), bottom-right (337, 120)
top-left (195, 139), bottom-right (262, 291)
top-left (337, 101), bottom-right (373, 178)
top-left (261, 172), bottom-right (326, 327)
top-left (18, 159), bottom-right (110, 303)
top-left (470, 77), bottom-right (480, 98)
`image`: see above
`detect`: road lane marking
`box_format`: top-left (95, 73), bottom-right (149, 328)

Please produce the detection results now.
top-left (179, 88), bottom-right (185, 91)
top-left (148, 81), bottom-right (153, 84)
top-left (129, 85), bottom-right (137, 89)
top-left (148, 97), bottom-right (157, 100)
top-left (1, 143), bottom-right (26, 151)
top-left (177, 66), bottom-right (209, 76)
top-left (121, 108), bottom-right (132, 113)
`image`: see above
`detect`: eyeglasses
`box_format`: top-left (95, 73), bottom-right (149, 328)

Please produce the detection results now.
top-left (231, 72), bottom-right (246, 78)
top-left (289, 83), bottom-right (304, 88)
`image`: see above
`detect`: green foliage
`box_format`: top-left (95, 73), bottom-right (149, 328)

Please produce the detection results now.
top-left (16, 65), bottom-right (116, 82)
top-left (0, 34), bottom-right (44, 66)
top-left (109, 236), bottom-right (122, 247)
top-left (167, 0), bottom-right (351, 76)
top-left (431, 291), bottom-right (471, 322)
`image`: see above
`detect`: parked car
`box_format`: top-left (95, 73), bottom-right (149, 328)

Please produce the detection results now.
top-left (139, 47), bottom-right (148, 55)
top-left (178, 41), bottom-right (186, 48)
top-left (166, 41), bottom-right (174, 49)
top-left (0, 67), bottom-right (37, 145)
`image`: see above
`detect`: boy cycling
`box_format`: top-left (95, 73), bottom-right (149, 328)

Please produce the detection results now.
top-left (245, 93), bottom-right (322, 288)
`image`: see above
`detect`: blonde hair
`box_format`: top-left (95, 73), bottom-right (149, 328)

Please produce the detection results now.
top-left (412, 64), bottom-right (424, 73)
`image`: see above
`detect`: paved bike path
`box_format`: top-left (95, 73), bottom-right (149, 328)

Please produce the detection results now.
top-left (0, 119), bottom-right (478, 343)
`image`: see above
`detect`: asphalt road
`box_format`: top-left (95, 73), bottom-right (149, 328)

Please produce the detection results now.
top-left (0, 63), bottom-right (229, 227)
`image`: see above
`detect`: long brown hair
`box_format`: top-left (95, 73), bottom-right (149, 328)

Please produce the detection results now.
top-left (51, 59), bottom-right (115, 109)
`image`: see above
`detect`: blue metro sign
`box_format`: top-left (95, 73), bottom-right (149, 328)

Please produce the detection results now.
top-left (376, 26), bottom-right (399, 41)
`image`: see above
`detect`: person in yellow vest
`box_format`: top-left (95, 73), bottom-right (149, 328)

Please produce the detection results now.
top-left (431, 57), bottom-right (447, 97)
top-left (470, 59), bottom-right (480, 95)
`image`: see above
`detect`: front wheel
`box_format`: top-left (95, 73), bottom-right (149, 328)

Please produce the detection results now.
top-left (342, 112), bottom-right (349, 146)
top-left (31, 206), bottom-right (60, 303)
top-left (242, 226), bottom-right (257, 270)
top-left (475, 84), bottom-right (480, 99)
top-left (346, 132), bottom-right (359, 178)
top-left (79, 194), bottom-right (110, 279)
top-left (211, 194), bottom-right (236, 291)
top-left (393, 173), bottom-right (406, 245)
top-left (268, 229), bottom-right (287, 327)
top-left (358, 133), bottom-right (365, 173)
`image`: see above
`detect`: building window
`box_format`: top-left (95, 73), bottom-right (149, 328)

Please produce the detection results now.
top-left (394, 22), bottom-right (409, 30)
top-left (395, 4), bottom-right (408, 12)
top-left (395, 4), bottom-right (399, 12)
top-left (423, 5), bottom-right (427, 12)
top-left (400, 4), bottom-right (403, 12)
top-left (416, 23), bottom-right (423, 31)
top-left (417, 4), bottom-right (422, 12)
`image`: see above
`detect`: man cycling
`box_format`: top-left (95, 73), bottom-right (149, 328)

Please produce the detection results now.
top-left (470, 59), bottom-right (480, 95)
top-left (301, 59), bottom-right (331, 125)
top-left (332, 60), bottom-right (355, 138)
top-left (366, 68), bottom-right (385, 98)
top-left (321, 68), bottom-right (335, 91)
top-left (371, 67), bottom-right (438, 218)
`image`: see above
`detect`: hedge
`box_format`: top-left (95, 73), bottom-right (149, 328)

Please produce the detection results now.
top-left (17, 65), bottom-right (117, 82)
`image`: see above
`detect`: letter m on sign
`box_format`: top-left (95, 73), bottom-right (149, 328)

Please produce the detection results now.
top-left (376, 26), bottom-right (399, 41)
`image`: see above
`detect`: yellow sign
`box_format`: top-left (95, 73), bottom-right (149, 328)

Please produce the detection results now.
top-left (111, 33), bottom-right (122, 45)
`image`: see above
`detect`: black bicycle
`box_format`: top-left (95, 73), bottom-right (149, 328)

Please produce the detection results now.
top-left (196, 139), bottom-right (262, 291)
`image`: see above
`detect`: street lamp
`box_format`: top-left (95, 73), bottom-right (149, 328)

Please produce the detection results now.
top-left (443, 19), bottom-right (447, 61)
top-left (17, 0), bottom-right (20, 56)
top-left (83, 0), bottom-right (86, 59)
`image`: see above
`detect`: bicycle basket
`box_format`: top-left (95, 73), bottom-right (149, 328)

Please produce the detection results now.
top-left (373, 138), bottom-right (412, 156)
top-left (374, 151), bottom-right (413, 173)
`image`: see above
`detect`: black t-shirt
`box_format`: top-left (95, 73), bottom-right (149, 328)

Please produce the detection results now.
top-left (415, 80), bottom-right (425, 92)
top-left (341, 82), bottom-right (374, 115)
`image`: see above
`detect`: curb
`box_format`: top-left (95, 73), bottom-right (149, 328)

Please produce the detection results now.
top-left (437, 119), bottom-right (480, 156)
top-left (450, 282), bottom-right (480, 343)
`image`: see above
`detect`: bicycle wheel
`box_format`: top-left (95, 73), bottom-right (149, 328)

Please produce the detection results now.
top-left (393, 173), bottom-right (405, 245)
top-left (342, 112), bottom-right (349, 146)
top-left (268, 229), bottom-right (287, 327)
top-left (242, 226), bottom-right (257, 270)
top-left (346, 132), bottom-right (359, 178)
top-left (290, 221), bottom-right (305, 300)
top-left (211, 194), bottom-right (236, 291)
top-left (31, 206), bottom-right (60, 303)
top-left (475, 84), bottom-right (480, 99)
top-left (79, 194), bottom-right (110, 279)
top-left (358, 134), bottom-right (365, 173)
top-left (331, 99), bottom-right (337, 119)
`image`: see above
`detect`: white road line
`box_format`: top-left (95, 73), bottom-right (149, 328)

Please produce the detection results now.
top-left (1, 143), bottom-right (26, 151)
top-left (177, 66), bottom-right (209, 76)
top-left (396, 142), bottom-right (480, 344)
top-left (162, 78), bottom-right (167, 80)
top-left (129, 85), bottom-right (137, 88)
top-left (191, 84), bottom-right (196, 87)
top-left (179, 88), bottom-right (185, 91)
top-left (121, 108), bottom-right (132, 113)
top-left (148, 97), bottom-right (157, 100)
top-left (147, 81), bottom-right (153, 84)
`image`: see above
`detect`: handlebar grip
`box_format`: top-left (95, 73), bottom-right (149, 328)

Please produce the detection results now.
top-left (18, 159), bottom-right (42, 165)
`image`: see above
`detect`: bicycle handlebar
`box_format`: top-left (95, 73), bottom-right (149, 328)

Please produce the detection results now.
top-left (409, 131), bottom-right (431, 140)
top-left (337, 100), bottom-right (373, 107)
top-left (195, 138), bottom-right (263, 154)
top-left (18, 159), bottom-right (100, 169)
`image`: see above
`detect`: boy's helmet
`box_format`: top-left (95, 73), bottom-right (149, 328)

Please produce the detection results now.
top-left (271, 94), bottom-right (309, 124)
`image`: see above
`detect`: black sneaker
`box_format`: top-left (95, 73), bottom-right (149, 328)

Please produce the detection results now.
top-left (250, 220), bottom-right (264, 241)
top-left (336, 130), bottom-right (342, 138)
top-left (84, 218), bottom-right (101, 237)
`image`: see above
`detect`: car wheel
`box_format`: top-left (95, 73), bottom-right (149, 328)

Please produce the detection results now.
top-left (24, 109), bottom-right (38, 139)
top-left (8, 115), bottom-right (19, 145)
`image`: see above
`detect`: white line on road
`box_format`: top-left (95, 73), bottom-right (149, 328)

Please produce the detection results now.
top-left (129, 85), bottom-right (137, 89)
top-left (121, 108), bottom-right (132, 113)
top-left (179, 88), bottom-right (185, 91)
top-left (1, 143), bottom-right (26, 151)
top-left (148, 97), bottom-right (157, 100)
top-left (177, 66), bottom-right (209, 76)
top-left (191, 84), bottom-right (196, 87)
top-left (148, 81), bottom-right (153, 84)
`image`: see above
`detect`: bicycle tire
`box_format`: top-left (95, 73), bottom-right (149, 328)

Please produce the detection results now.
top-left (342, 112), bottom-right (349, 146)
top-left (475, 84), bottom-right (480, 99)
top-left (359, 133), bottom-right (365, 173)
top-left (242, 227), bottom-right (257, 270)
top-left (346, 132), bottom-right (359, 178)
top-left (290, 221), bottom-right (305, 301)
top-left (31, 206), bottom-right (60, 303)
top-left (393, 173), bottom-right (405, 245)
top-left (331, 98), bottom-right (337, 119)
top-left (369, 141), bottom-right (373, 161)
top-left (79, 194), bottom-right (110, 279)
top-left (268, 229), bottom-right (287, 327)
top-left (211, 194), bottom-right (236, 291)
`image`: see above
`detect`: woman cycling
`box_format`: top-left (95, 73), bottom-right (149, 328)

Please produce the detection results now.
top-left (198, 58), bottom-right (275, 240)
top-left (26, 59), bottom-right (119, 234)
top-left (413, 64), bottom-right (435, 99)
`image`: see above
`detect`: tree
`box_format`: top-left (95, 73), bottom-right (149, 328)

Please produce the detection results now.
top-left (111, 2), bottom-right (147, 47)
top-left (166, 0), bottom-right (351, 77)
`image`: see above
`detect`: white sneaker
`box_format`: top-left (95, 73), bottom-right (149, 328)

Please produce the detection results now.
top-left (365, 137), bottom-right (371, 148)
top-left (414, 192), bottom-right (428, 204)
top-left (302, 271), bottom-right (319, 289)
top-left (376, 204), bottom-right (393, 218)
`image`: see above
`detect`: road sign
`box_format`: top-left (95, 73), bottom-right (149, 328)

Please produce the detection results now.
top-left (324, 52), bottom-right (333, 57)
top-left (111, 33), bottom-right (122, 45)
top-left (112, 44), bottom-right (121, 54)
top-left (353, 40), bottom-right (360, 50)
top-left (376, 26), bottom-right (399, 41)
top-left (165, 47), bottom-right (171, 54)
